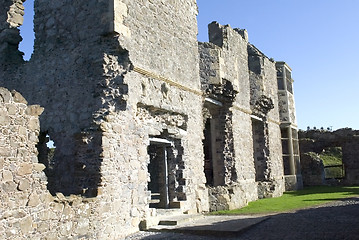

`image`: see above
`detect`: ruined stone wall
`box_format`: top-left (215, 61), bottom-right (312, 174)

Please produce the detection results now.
top-left (0, 87), bottom-right (44, 238)
top-left (1, 0), bottom-right (122, 196)
top-left (0, 88), bottom-right (98, 239)
top-left (199, 22), bottom-right (286, 209)
top-left (247, 44), bottom-right (284, 198)
top-left (0, 0), bottom-right (208, 238)
top-left (116, 0), bottom-right (208, 215)
top-left (0, 0), bottom-right (296, 237)
top-left (342, 136), bottom-right (359, 185)
top-left (299, 129), bottom-right (359, 186)
top-left (0, 0), bottom-right (25, 64)
top-left (200, 23), bottom-right (257, 210)
top-left (300, 152), bottom-right (326, 186)
top-left (118, 0), bottom-right (200, 89)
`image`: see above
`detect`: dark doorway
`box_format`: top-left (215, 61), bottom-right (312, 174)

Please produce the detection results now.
top-left (203, 118), bottom-right (214, 186)
top-left (148, 138), bottom-right (173, 209)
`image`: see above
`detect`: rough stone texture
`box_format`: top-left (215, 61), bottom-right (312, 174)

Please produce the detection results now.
top-left (300, 152), bottom-right (326, 186)
top-left (1, 1), bottom-right (207, 239)
top-left (199, 22), bottom-right (285, 210)
top-left (0, 1), bottom-right (301, 239)
top-left (0, 0), bottom-right (25, 64)
top-left (299, 129), bottom-right (359, 186)
top-left (248, 44), bottom-right (284, 198)
top-left (0, 88), bottom-right (94, 239)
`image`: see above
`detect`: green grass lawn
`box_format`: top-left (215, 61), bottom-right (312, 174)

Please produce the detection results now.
top-left (320, 147), bottom-right (343, 166)
top-left (212, 186), bottom-right (359, 215)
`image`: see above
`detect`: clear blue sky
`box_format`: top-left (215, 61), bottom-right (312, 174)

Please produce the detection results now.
top-left (19, 0), bottom-right (359, 130)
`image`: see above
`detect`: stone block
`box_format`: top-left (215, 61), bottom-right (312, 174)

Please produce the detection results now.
top-left (27, 193), bottom-right (41, 207)
top-left (33, 163), bottom-right (46, 172)
top-left (17, 163), bottom-right (32, 176)
top-left (6, 104), bottom-right (16, 115)
top-left (75, 218), bottom-right (90, 235)
top-left (2, 181), bottom-right (17, 192)
top-left (18, 126), bottom-right (27, 136)
top-left (25, 105), bottom-right (44, 116)
top-left (18, 179), bottom-right (30, 191)
top-left (0, 109), bottom-right (11, 125)
top-left (28, 118), bottom-right (40, 131)
top-left (20, 216), bottom-right (32, 234)
top-left (11, 90), bottom-right (27, 104)
top-left (0, 88), bottom-right (11, 103)
top-left (2, 170), bottom-right (13, 182)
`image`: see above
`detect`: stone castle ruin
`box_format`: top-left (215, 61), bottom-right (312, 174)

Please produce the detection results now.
top-left (299, 129), bottom-right (359, 186)
top-left (0, 0), bottom-right (301, 239)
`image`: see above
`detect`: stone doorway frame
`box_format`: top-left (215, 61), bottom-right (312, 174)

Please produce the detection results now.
top-left (148, 137), bottom-right (174, 209)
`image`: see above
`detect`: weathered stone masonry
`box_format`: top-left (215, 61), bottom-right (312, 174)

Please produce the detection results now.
top-left (0, 88), bottom-right (95, 239)
top-left (0, 0), bottom-right (302, 239)
top-left (299, 129), bottom-right (359, 186)
top-left (276, 62), bottom-right (302, 190)
top-left (199, 22), bottom-right (286, 211)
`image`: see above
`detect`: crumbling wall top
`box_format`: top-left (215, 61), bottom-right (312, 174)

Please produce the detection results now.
top-left (0, 0), bottom-right (25, 64)
top-left (208, 21), bottom-right (248, 48)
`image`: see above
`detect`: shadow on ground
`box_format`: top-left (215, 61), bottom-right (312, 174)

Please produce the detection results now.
top-left (139, 198), bottom-right (359, 240)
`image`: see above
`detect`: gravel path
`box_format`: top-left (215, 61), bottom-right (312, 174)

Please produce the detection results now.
top-left (125, 197), bottom-right (359, 240)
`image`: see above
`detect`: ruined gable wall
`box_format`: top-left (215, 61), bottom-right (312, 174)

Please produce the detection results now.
top-left (207, 22), bottom-right (250, 109)
top-left (0, 0), bottom-right (128, 197)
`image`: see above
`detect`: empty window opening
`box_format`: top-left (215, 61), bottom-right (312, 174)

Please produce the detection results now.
top-left (37, 132), bottom-right (56, 193)
top-left (147, 136), bottom-right (185, 209)
top-left (252, 119), bottom-right (269, 181)
top-left (203, 118), bottom-right (214, 186)
top-left (321, 147), bottom-right (344, 179)
top-left (19, 0), bottom-right (35, 60)
top-left (202, 104), bottom-right (227, 187)
top-left (277, 77), bottom-right (285, 90)
top-left (280, 127), bottom-right (300, 176)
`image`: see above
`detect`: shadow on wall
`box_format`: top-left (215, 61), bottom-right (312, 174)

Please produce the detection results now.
top-left (36, 130), bottom-right (104, 197)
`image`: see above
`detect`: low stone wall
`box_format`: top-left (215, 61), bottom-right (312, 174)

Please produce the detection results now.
top-left (300, 152), bottom-right (326, 186)
top-left (207, 181), bottom-right (258, 211)
top-left (299, 129), bottom-right (359, 186)
top-left (343, 137), bottom-right (359, 185)
top-left (0, 87), bottom-right (46, 238)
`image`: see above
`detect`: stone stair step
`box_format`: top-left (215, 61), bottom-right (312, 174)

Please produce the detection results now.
top-left (154, 214), bottom-right (204, 227)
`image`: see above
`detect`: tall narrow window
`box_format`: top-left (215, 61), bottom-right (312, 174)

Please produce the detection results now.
top-left (203, 118), bottom-right (214, 186)
top-left (19, 0), bottom-right (35, 60)
top-left (252, 119), bottom-right (267, 181)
